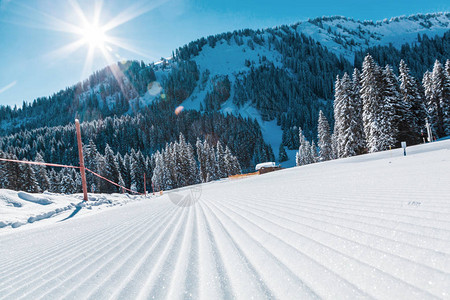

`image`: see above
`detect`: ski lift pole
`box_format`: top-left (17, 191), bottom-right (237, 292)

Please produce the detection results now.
top-left (75, 119), bottom-right (88, 201)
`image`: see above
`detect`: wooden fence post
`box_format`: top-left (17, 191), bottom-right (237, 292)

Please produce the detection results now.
top-left (75, 119), bottom-right (88, 201)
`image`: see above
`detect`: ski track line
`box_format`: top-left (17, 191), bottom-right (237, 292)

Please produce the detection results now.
top-left (200, 201), bottom-right (275, 299)
top-left (252, 195), bottom-right (450, 227)
top-left (1, 207), bottom-right (165, 300)
top-left (201, 199), bottom-right (321, 299)
top-left (0, 210), bottom-right (133, 275)
top-left (143, 205), bottom-right (195, 299)
top-left (43, 206), bottom-right (175, 299)
top-left (86, 204), bottom-right (184, 300)
top-left (181, 203), bottom-right (200, 300)
top-left (203, 198), bottom-right (373, 299)
top-left (221, 197), bottom-right (450, 296)
top-left (285, 190), bottom-right (450, 214)
top-left (0, 199), bottom-right (159, 272)
top-left (198, 200), bottom-right (274, 299)
top-left (195, 198), bottom-right (232, 299)
top-left (280, 200), bottom-right (450, 242)
top-left (264, 197), bottom-right (450, 239)
top-left (211, 198), bottom-right (440, 299)
top-left (227, 196), bottom-right (450, 268)
top-left (212, 193), bottom-right (450, 243)
top-left (247, 196), bottom-right (450, 245)
top-left (110, 205), bottom-right (188, 299)
top-left (67, 207), bottom-right (176, 300)
top-left (0, 211), bottom-right (152, 294)
top-left (0, 205), bottom-right (158, 285)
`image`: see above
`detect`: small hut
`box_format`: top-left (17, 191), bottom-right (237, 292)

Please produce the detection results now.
top-left (255, 162), bottom-right (282, 174)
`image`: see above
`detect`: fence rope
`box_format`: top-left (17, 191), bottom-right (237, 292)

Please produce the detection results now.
top-left (85, 167), bottom-right (145, 195)
top-left (0, 157), bottom-right (145, 196)
top-left (0, 157), bottom-right (80, 169)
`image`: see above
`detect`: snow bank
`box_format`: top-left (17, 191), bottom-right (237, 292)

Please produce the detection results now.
top-left (0, 191), bottom-right (145, 229)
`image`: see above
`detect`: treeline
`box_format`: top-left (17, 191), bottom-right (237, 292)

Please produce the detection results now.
top-left (354, 31), bottom-right (450, 78)
top-left (0, 109), bottom-right (273, 190)
top-left (0, 132), bottom-right (241, 194)
top-left (152, 134), bottom-right (241, 191)
top-left (296, 55), bottom-right (450, 166)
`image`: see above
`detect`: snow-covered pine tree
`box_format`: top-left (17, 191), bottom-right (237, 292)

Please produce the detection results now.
top-left (48, 169), bottom-right (60, 193)
top-left (163, 144), bottom-right (175, 190)
top-left (379, 65), bottom-right (400, 148)
top-left (204, 140), bottom-right (217, 181)
top-left (18, 161), bottom-right (39, 193)
top-left (429, 60), bottom-right (447, 137)
top-left (337, 73), bottom-right (361, 158)
top-left (83, 139), bottom-right (101, 192)
top-left (151, 151), bottom-right (164, 191)
top-left (423, 70), bottom-right (434, 135)
top-left (351, 68), bottom-right (366, 154)
top-left (296, 127), bottom-right (313, 166)
top-left (443, 60), bottom-right (450, 135)
top-left (0, 151), bottom-right (7, 188)
top-left (121, 153), bottom-right (132, 189)
top-left (333, 75), bottom-right (344, 156)
top-left (398, 60), bottom-right (424, 142)
top-left (131, 150), bottom-right (147, 193)
top-left (103, 144), bottom-right (121, 193)
top-left (216, 141), bottom-right (227, 179)
top-left (33, 152), bottom-right (50, 192)
top-left (317, 110), bottom-right (332, 161)
top-left (196, 138), bottom-right (208, 182)
top-left (59, 169), bottom-right (77, 194)
top-left (310, 141), bottom-right (318, 163)
top-left (185, 141), bottom-right (200, 185)
top-left (360, 54), bottom-right (389, 152)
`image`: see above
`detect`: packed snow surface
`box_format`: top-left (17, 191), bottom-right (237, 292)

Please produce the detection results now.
top-left (1, 140), bottom-right (450, 299)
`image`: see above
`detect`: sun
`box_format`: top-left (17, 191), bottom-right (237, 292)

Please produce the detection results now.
top-left (42, 0), bottom-right (158, 79)
top-left (80, 23), bottom-right (107, 49)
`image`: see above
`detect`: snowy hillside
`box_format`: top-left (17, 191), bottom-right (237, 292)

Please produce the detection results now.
top-left (176, 12), bottom-right (450, 164)
top-left (296, 13), bottom-right (450, 60)
top-left (1, 139), bottom-right (449, 299)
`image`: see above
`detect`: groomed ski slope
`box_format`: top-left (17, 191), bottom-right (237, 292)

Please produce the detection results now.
top-left (1, 140), bottom-right (450, 299)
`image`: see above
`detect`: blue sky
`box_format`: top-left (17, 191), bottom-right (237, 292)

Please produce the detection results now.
top-left (0, 0), bottom-right (449, 107)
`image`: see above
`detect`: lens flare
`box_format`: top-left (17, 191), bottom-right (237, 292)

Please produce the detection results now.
top-left (175, 106), bottom-right (184, 115)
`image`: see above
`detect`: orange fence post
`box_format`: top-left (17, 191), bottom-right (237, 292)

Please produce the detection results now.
top-left (75, 119), bottom-right (88, 201)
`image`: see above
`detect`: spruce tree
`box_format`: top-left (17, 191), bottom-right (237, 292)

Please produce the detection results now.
top-left (33, 153), bottom-right (50, 192)
top-left (429, 60), bottom-right (447, 137)
top-left (296, 127), bottom-right (313, 166)
top-left (317, 110), bottom-right (332, 161)
top-left (399, 60), bottom-right (423, 142)
top-left (360, 54), bottom-right (389, 152)
top-left (103, 144), bottom-right (121, 193)
top-left (351, 68), bottom-right (366, 154)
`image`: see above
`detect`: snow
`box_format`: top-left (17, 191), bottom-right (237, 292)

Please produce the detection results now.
top-left (1, 139), bottom-right (450, 299)
top-left (0, 191), bottom-right (143, 229)
top-left (255, 162), bottom-right (277, 170)
top-left (295, 13), bottom-right (450, 61)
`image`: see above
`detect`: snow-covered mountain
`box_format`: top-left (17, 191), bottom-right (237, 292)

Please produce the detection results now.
top-left (1, 13), bottom-right (449, 168)
top-left (170, 12), bottom-right (450, 164)
top-left (295, 13), bottom-right (450, 60)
